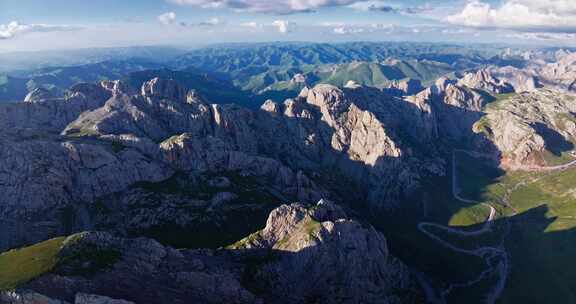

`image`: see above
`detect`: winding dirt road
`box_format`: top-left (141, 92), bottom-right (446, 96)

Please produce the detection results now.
top-left (418, 149), bottom-right (576, 303)
top-left (417, 150), bottom-right (506, 304)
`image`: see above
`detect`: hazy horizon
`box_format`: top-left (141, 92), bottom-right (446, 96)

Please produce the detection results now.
top-left (2, 0), bottom-right (575, 53)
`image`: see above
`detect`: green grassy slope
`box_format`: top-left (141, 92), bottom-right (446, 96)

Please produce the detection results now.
top-left (0, 237), bottom-right (66, 290)
top-left (0, 233), bottom-right (122, 291)
top-left (449, 152), bottom-right (576, 303)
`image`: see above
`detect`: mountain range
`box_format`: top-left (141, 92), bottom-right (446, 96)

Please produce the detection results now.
top-left (0, 42), bottom-right (548, 107)
top-left (0, 43), bottom-right (575, 304)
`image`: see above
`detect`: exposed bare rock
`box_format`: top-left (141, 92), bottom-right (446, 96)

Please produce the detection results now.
top-left (0, 83), bottom-right (110, 132)
top-left (409, 70), bottom-right (520, 149)
top-left (73, 79), bottom-right (442, 209)
top-left (24, 88), bottom-right (55, 103)
top-left (0, 77), bottom-right (443, 251)
top-left (256, 84), bottom-right (443, 207)
top-left (186, 89), bottom-right (208, 105)
top-left (75, 294), bottom-right (134, 304)
top-left (68, 84), bottom-right (113, 104)
top-left (63, 80), bottom-right (214, 142)
top-left (158, 133), bottom-right (325, 202)
top-left (0, 290), bottom-right (69, 304)
top-left (384, 79), bottom-right (424, 96)
top-left (209, 192), bottom-right (239, 210)
top-left (0, 139), bottom-right (173, 250)
top-left (410, 79), bottom-right (486, 143)
top-left (18, 201), bottom-right (419, 304)
top-left (457, 69), bottom-right (514, 94)
top-left (208, 176), bottom-right (231, 188)
top-left (473, 90), bottom-right (576, 169)
top-left (539, 51), bottom-right (576, 92)
top-left (260, 99), bottom-right (282, 114)
top-left (141, 77), bottom-right (187, 102)
top-left (489, 50), bottom-right (576, 93)
top-left (229, 200), bottom-right (420, 304)
top-left (100, 80), bottom-right (136, 96)
top-left (291, 73), bottom-right (307, 84)
top-left (344, 80), bottom-right (361, 89)
top-left (487, 66), bottom-right (540, 93)
top-left (23, 232), bottom-right (257, 304)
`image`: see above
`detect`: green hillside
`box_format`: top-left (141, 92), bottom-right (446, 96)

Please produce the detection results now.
top-left (448, 152), bottom-right (576, 303)
top-left (0, 237), bottom-right (66, 290)
top-left (0, 61), bottom-right (161, 103)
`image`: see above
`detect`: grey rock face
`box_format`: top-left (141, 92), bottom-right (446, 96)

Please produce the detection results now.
top-left (21, 200), bottom-right (420, 304)
top-left (539, 51), bottom-right (576, 93)
top-left (0, 83), bottom-right (110, 132)
top-left (75, 294), bottom-right (134, 304)
top-left (0, 139), bottom-right (173, 250)
top-left (384, 79), bottom-right (424, 96)
top-left (24, 232), bottom-right (257, 304)
top-left (0, 78), bottom-right (335, 250)
top-left (256, 84), bottom-right (443, 208)
top-left (489, 50), bottom-right (576, 93)
top-left (0, 290), bottom-right (70, 304)
top-left (0, 75), bottom-right (448, 252)
top-left (457, 69), bottom-right (515, 95)
top-left (473, 89), bottom-right (576, 169)
top-left (141, 77), bottom-right (188, 102)
top-left (24, 88), bottom-right (55, 103)
top-left (488, 66), bottom-right (540, 93)
top-left (229, 200), bottom-right (420, 304)
top-left (60, 79), bottom-right (444, 210)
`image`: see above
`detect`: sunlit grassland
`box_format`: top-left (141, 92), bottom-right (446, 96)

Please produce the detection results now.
top-left (0, 237), bottom-right (66, 291)
top-left (449, 150), bottom-right (576, 303)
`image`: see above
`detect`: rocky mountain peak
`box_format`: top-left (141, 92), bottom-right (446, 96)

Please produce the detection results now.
top-left (227, 200), bottom-right (418, 303)
top-left (344, 80), bottom-right (361, 89)
top-left (185, 89), bottom-right (208, 105)
top-left (290, 73), bottom-right (307, 84)
top-left (385, 78), bottom-right (424, 96)
top-left (488, 66), bottom-right (540, 93)
top-left (303, 84), bottom-right (349, 115)
top-left (141, 77), bottom-right (188, 102)
top-left (540, 51), bottom-right (576, 92)
top-left (434, 76), bottom-right (457, 92)
top-left (68, 82), bottom-right (112, 102)
top-left (260, 99), bottom-right (282, 114)
top-left (458, 69), bottom-right (515, 94)
top-left (24, 87), bottom-right (54, 103)
top-left (10, 199), bottom-right (418, 304)
top-left (101, 79), bottom-right (135, 96)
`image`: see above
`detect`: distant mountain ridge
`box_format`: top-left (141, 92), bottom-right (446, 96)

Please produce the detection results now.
top-left (0, 50), bottom-right (575, 303)
top-left (0, 42), bottom-right (541, 106)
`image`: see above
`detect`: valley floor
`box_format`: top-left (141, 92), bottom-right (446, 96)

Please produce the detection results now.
top-left (417, 150), bottom-right (576, 303)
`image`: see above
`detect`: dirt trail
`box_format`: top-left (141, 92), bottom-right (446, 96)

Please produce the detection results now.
top-left (417, 150), bottom-right (506, 304)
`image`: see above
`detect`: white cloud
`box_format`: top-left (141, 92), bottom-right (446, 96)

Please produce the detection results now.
top-left (168, 0), bottom-right (371, 14)
top-left (240, 22), bottom-right (262, 29)
top-left (348, 1), bottom-right (433, 15)
top-left (158, 13), bottom-right (225, 27)
top-left (348, 1), bottom-right (394, 12)
top-left (319, 21), bottom-right (395, 35)
top-left (191, 17), bottom-right (225, 26)
top-left (333, 27), bottom-right (365, 34)
top-left (319, 22), bottom-right (346, 27)
top-left (158, 12), bottom-right (177, 25)
top-left (272, 20), bottom-right (293, 33)
top-left (0, 21), bottom-right (80, 39)
top-left (506, 32), bottom-right (576, 41)
top-left (446, 0), bottom-right (576, 32)
top-left (204, 17), bottom-right (223, 25)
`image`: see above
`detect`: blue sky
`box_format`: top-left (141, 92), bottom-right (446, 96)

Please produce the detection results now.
top-left (0, 0), bottom-right (575, 52)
